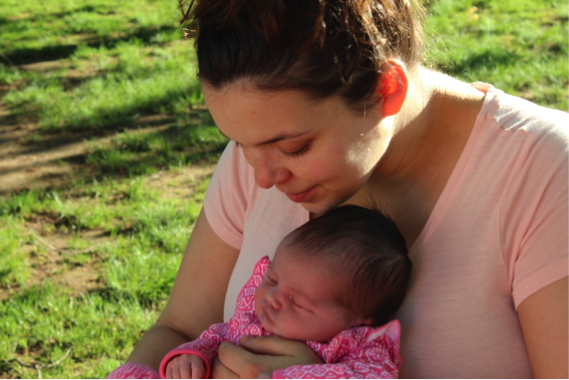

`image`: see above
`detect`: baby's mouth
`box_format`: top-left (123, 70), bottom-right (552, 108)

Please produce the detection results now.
top-left (259, 300), bottom-right (275, 326)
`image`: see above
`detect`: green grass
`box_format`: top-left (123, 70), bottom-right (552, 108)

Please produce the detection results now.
top-left (85, 123), bottom-right (224, 177)
top-left (424, 0), bottom-right (568, 110)
top-left (1, 284), bottom-right (160, 378)
top-left (0, 0), bottom-right (202, 132)
top-left (0, 2), bottom-right (224, 374)
top-left (0, 220), bottom-right (30, 287)
top-left (2, 36), bottom-right (202, 131)
top-left (0, 0), bottom-right (567, 378)
top-left (0, 176), bottom-right (208, 378)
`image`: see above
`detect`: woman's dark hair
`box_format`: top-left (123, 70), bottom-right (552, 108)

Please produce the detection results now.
top-left (281, 204), bottom-right (412, 326)
top-left (179, 0), bottom-right (425, 111)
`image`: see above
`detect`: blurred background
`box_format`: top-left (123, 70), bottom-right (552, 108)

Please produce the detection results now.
top-left (0, 0), bottom-right (567, 377)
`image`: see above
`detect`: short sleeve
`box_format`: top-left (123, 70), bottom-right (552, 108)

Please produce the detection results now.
top-left (204, 141), bottom-right (257, 250)
top-left (501, 109), bottom-right (569, 309)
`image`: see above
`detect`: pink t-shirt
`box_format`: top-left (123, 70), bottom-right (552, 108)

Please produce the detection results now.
top-left (203, 84), bottom-right (569, 378)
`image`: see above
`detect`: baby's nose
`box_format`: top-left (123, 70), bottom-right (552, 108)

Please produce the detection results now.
top-left (266, 289), bottom-right (282, 310)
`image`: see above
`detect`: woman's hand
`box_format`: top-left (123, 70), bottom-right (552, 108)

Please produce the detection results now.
top-left (212, 336), bottom-right (323, 379)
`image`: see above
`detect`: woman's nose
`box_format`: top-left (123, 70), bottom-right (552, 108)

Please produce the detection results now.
top-left (255, 165), bottom-right (291, 189)
top-left (248, 150), bottom-right (291, 189)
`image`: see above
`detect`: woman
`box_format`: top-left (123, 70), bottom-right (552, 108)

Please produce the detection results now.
top-left (110, 0), bottom-right (568, 378)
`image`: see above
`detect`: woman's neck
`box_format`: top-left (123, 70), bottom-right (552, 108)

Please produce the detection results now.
top-left (353, 67), bottom-right (486, 246)
top-left (373, 67), bottom-right (485, 182)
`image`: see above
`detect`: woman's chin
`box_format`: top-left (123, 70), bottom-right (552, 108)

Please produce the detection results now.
top-left (301, 198), bottom-right (350, 217)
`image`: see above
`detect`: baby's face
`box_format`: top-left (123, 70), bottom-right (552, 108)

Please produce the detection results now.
top-left (254, 245), bottom-right (366, 342)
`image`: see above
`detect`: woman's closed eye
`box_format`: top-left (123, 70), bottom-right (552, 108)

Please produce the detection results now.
top-left (282, 142), bottom-right (311, 158)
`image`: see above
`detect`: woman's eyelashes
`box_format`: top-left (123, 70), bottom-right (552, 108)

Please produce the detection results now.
top-left (282, 142), bottom-right (311, 157)
top-left (234, 139), bottom-right (311, 158)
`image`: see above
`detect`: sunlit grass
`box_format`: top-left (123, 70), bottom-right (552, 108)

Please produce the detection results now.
top-left (3, 40), bottom-right (202, 131)
top-left (0, 284), bottom-right (160, 378)
top-left (0, 220), bottom-right (30, 287)
top-left (0, 0), bottom-right (180, 56)
top-left (0, 174), bottom-right (209, 378)
top-left (85, 123), bottom-right (225, 176)
top-left (424, 0), bottom-right (568, 110)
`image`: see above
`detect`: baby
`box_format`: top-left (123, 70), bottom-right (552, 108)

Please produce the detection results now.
top-left (160, 205), bottom-right (412, 379)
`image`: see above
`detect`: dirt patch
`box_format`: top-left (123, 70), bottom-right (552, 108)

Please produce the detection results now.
top-left (0, 212), bottom-right (111, 301)
top-left (0, 99), bottom-right (94, 195)
top-left (0, 97), bottom-right (212, 195)
top-left (144, 164), bottom-right (214, 200)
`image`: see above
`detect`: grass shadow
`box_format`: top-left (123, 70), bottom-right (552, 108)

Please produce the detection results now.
top-left (3, 25), bottom-right (180, 66)
top-left (438, 49), bottom-right (525, 77)
top-left (0, 117), bottom-right (226, 196)
top-left (82, 121), bottom-right (227, 176)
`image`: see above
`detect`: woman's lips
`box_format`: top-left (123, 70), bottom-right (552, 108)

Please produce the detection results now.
top-left (286, 187), bottom-right (315, 203)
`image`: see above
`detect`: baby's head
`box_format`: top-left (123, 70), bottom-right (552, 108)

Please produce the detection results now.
top-left (254, 205), bottom-right (412, 342)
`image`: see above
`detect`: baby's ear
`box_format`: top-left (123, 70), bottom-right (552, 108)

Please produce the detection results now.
top-left (354, 316), bottom-right (374, 327)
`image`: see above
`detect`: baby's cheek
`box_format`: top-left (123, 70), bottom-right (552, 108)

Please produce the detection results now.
top-left (276, 314), bottom-right (301, 339)
top-left (253, 287), bottom-right (265, 313)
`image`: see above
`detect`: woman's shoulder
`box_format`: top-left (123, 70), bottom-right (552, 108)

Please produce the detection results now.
top-left (478, 84), bottom-right (569, 142)
top-left (203, 141), bottom-right (259, 249)
top-left (212, 140), bottom-right (256, 185)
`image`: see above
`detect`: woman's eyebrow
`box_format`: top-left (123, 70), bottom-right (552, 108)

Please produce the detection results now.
top-left (256, 131), bottom-right (311, 146)
top-left (221, 129), bottom-right (313, 147)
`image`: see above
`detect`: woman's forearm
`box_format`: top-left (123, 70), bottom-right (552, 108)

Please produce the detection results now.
top-left (127, 324), bottom-right (191, 371)
top-left (123, 209), bottom-right (240, 373)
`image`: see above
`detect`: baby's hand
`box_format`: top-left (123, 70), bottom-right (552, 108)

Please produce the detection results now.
top-left (165, 354), bottom-right (206, 379)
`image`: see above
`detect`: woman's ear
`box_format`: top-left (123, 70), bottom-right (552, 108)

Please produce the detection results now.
top-left (377, 60), bottom-right (409, 117)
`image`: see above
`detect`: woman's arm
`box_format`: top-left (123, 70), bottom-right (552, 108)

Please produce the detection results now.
top-left (518, 277), bottom-right (568, 378)
top-left (126, 208), bottom-right (240, 371)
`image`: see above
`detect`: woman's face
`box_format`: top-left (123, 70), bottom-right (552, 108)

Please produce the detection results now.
top-left (203, 82), bottom-right (393, 215)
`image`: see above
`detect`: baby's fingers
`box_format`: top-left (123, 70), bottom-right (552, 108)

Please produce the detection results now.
top-left (189, 362), bottom-right (205, 379)
top-left (165, 356), bottom-right (184, 379)
top-left (179, 361), bottom-right (192, 379)
top-left (166, 355), bottom-right (205, 379)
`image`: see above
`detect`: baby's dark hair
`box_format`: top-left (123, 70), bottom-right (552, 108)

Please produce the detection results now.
top-left (281, 204), bottom-right (411, 326)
